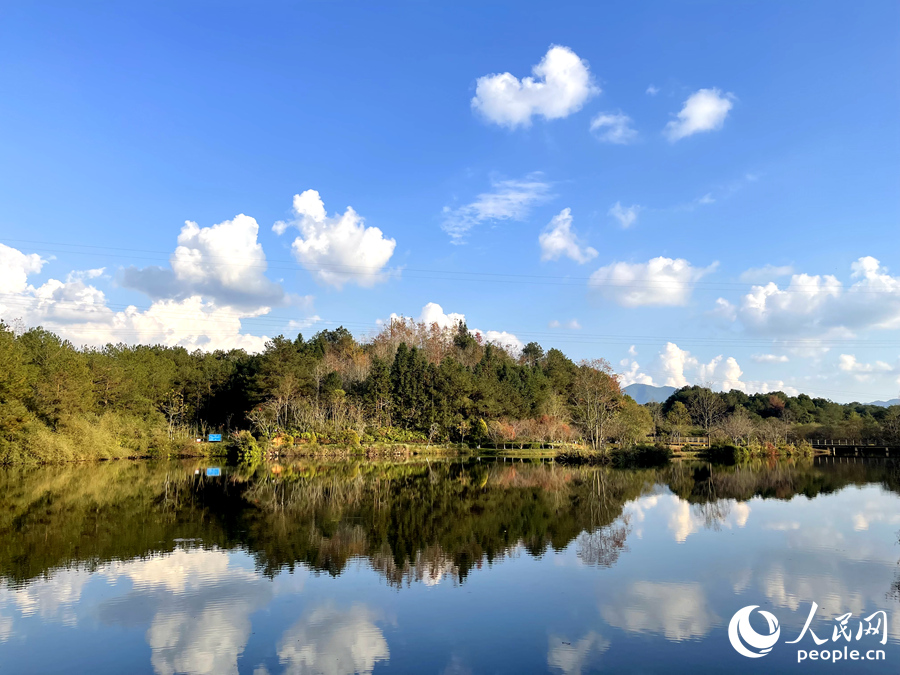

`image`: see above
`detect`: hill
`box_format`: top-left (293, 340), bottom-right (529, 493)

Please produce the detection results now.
top-left (623, 383), bottom-right (677, 404)
top-left (866, 398), bottom-right (900, 407)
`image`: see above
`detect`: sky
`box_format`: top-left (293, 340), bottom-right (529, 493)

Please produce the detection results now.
top-left (0, 1), bottom-right (898, 403)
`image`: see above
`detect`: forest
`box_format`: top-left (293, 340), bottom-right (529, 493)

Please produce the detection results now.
top-left (1, 318), bottom-right (898, 463)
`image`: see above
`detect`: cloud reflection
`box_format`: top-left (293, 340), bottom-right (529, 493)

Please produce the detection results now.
top-left (601, 581), bottom-right (717, 640)
top-left (277, 604), bottom-right (390, 675)
top-left (548, 631), bottom-right (609, 675)
top-left (97, 548), bottom-right (278, 675)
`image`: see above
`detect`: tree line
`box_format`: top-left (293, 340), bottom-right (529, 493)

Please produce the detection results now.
top-left (0, 318), bottom-right (898, 462)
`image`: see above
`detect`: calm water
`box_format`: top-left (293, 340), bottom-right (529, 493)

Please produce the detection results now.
top-left (0, 458), bottom-right (898, 674)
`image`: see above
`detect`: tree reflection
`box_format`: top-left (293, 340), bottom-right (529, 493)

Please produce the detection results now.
top-left (1, 458), bottom-right (898, 588)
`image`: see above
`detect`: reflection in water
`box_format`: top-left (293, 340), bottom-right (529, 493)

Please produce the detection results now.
top-left (547, 631), bottom-right (610, 675)
top-left (601, 582), bottom-right (717, 641)
top-left (277, 604), bottom-right (389, 675)
top-left (0, 458), bottom-right (898, 673)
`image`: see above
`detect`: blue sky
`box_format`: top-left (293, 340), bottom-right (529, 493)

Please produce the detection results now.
top-left (1, 1), bottom-right (898, 402)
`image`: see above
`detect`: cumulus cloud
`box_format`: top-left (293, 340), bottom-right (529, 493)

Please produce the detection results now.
top-left (646, 85), bottom-right (660, 96)
top-left (739, 264), bottom-right (795, 283)
top-left (607, 202), bottom-right (640, 229)
top-left (590, 257), bottom-right (717, 307)
top-left (619, 359), bottom-right (655, 387)
top-left (590, 112), bottom-right (638, 144)
top-left (539, 208), bottom-right (597, 263)
top-left (659, 342), bottom-right (697, 387)
top-left (731, 256), bottom-right (900, 335)
top-left (0, 243), bottom-right (45, 294)
top-left (471, 45), bottom-right (598, 128)
top-left (0, 242), bottom-right (279, 352)
top-left (654, 342), bottom-right (797, 394)
top-left (482, 330), bottom-right (524, 353)
top-left (418, 302), bottom-right (465, 329)
top-left (442, 173), bottom-right (552, 243)
top-left (664, 88), bottom-right (735, 142)
top-left (387, 303), bottom-right (522, 353)
top-left (121, 214), bottom-right (288, 309)
top-left (274, 190), bottom-right (396, 288)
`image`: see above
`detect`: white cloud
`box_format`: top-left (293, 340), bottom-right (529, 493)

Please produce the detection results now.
top-left (838, 354), bottom-right (894, 378)
top-left (739, 264), bottom-right (795, 283)
top-left (628, 345), bottom-right (637, 357)
top-left (590, 257), bottom-right (717, 307)
top-left (550, 318), bottom-right (582, 330)
top-left (619, 359), bottom-right (655, 387)
top-left (27, 270), bottom-right (114, 325)
top-left (287, 315), bottom-right (322, 332)
top-left (113, 297), bottom-right (271, 352)
top-left (654, 342), bottom-right (797, 394)
top-left (539, 208), bottom-right (597, 264)
top-left (471, 45), bottom-right (598, 128)
top-left (0, 244), bottom-right (275, 352)
top-left (664, 88), bottom-right (735, 142)
top-left (274, 190), bottom-right (396, 289)
top-left (751, 354), bottom-right (789, 364)
top-left (607, 202), bottom-right (640, 229)
top-left (646, 85), bottom-right (659, 96)
top-left (418, 302), bottom-right (465, 329)
top-left (0, 243), bottom-right (46, 294)
top-left (720, 356), bottom-right (746, 391)
top-left (278, 604), bottom-right (389, 675)
top-left (121, 214), bottom-right (288, 309)
top-left (735, 256), bottom-right (900, 335)
top-left (710, 297), bottom-right (737, 321)
top-left (590, 112), bottom-right (638, 144)
top-left (442, 174), bottom-right (552, 243)
top-left (387, 303), bottom-right (521, 353)
top-left (659, 342), bottom-right (697, 387)
top-left (479, 330), bottom-right (524, 354)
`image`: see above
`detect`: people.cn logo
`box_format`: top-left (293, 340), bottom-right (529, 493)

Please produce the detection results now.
top-left (729, 605), bottom-right (782, 658)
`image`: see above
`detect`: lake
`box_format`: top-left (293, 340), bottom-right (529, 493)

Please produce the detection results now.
top-left (0, 457), bottom-right (898, 674)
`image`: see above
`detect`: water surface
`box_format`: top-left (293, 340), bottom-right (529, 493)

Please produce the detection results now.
top-left (1, 457), bottom-right (898, 674)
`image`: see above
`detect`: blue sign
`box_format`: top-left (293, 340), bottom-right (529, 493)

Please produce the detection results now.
top-left (206, 468), bottom-right (221, 477)
top-left (208, 433), bottom-right (222, 442)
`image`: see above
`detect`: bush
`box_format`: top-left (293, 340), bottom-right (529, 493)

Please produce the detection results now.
top-left (229, 430), bottom-right (262, 462)
top-left (610, 444), bottom-right (672, 468)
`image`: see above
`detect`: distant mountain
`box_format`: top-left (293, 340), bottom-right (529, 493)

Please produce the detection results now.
top-left (624, 383), bottom-right (677, 404)
top-left (866, 398), bottom-right (900, 407)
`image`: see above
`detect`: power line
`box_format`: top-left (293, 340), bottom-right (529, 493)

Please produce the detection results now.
top-left (2, 238), bottom-right (896, 293)
top-left (2, 296), bottom-right (899, 349)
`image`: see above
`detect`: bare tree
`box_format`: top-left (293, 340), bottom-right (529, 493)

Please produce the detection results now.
top-left (720, 407), bottom-right (754, 444)
top-left (688, 384), bottom-right (727, 433)
top-left (571, 359), bottom-right (622, 451)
